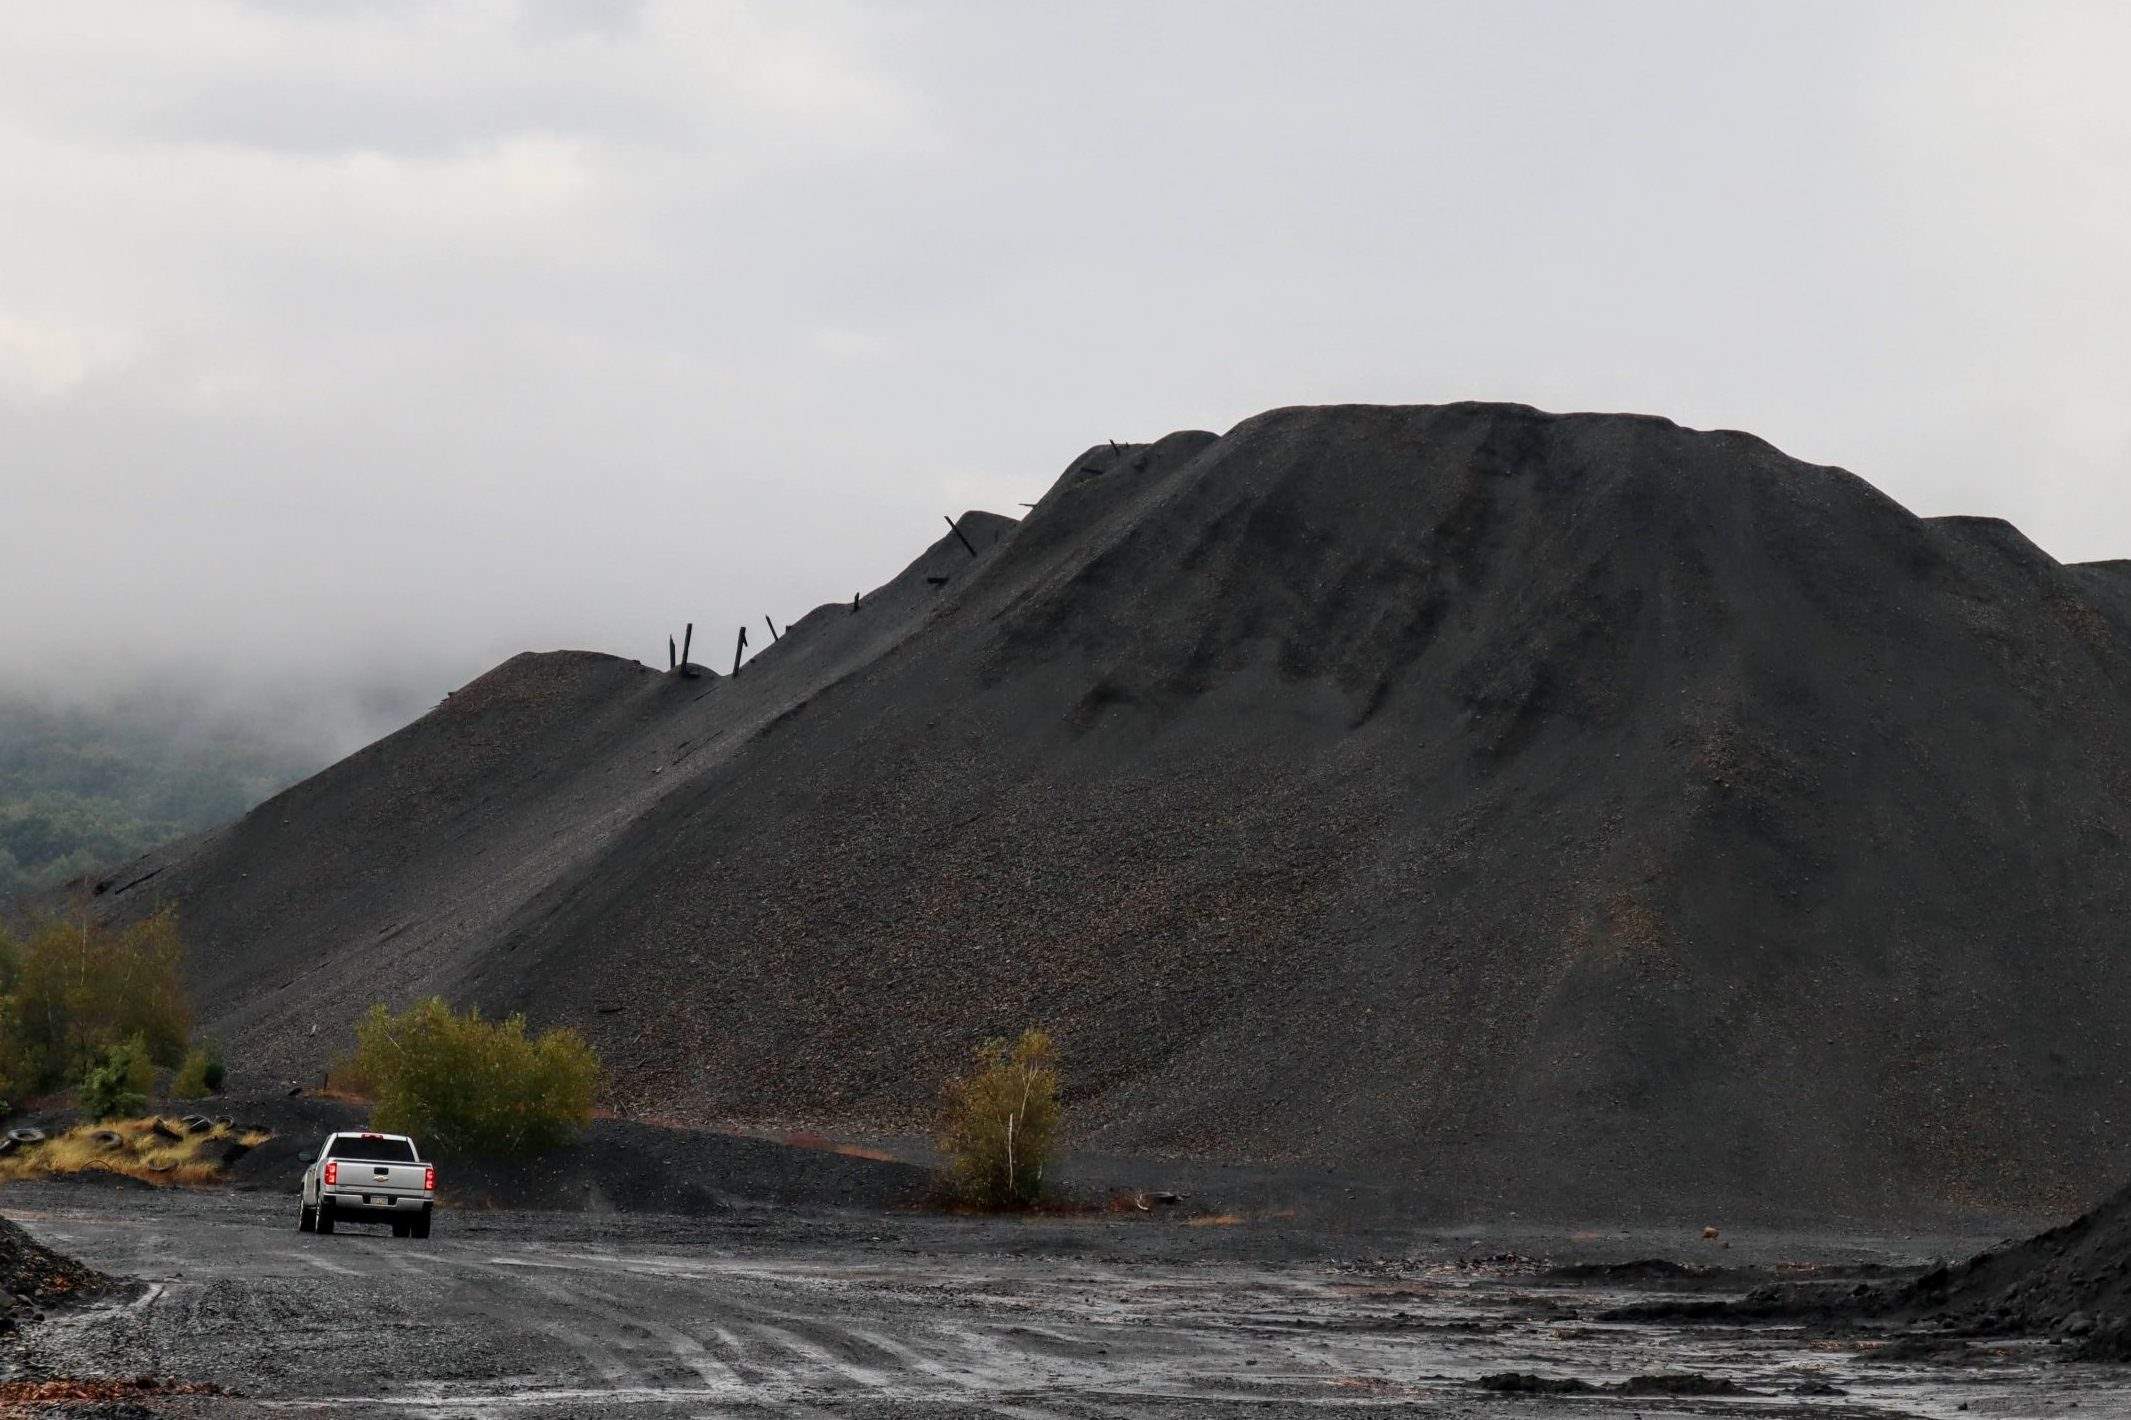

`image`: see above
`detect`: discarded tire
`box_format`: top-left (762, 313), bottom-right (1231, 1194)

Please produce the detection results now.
top-left (212, 1116), bottom-right (233, 1131)
top-left (87, 1130), bottom-right (124, 1151)
top-left (150, 1119), bottom-right (184, 1142)
top-left (146, 1160), bottom-right (174, 1174)
top-left (7, 1129), bottom-right (45, 1146)
top-left (181, 1116), bottom-right (212, 1135)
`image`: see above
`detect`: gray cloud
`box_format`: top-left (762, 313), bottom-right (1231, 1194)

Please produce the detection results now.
top-left (4, 0), bottom-right (2129, 738)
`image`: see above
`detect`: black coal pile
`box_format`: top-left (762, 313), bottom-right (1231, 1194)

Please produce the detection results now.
top-left (76, 401), bottom-right (2131, 1224)
top-left (0, 1214), bottom-right (115, 1335)
top-left (1884, 1181), bottom-right (2131, 1357)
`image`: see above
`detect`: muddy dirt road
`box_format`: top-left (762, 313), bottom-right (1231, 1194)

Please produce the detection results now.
top-left (4, 1185), bottom-right (2125, 1418)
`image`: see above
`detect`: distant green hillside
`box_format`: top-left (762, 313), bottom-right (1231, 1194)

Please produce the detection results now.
top-left (0, 695), bottom-right (328, 902)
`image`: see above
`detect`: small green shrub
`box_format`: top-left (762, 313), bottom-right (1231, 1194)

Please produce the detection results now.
top-left (349, 998), bottom-right (600, 1158)
top-left (936, 1027), bottom-right (1061, 1209)
top-left (171, 1038), bottom-right (225, 1099)
top-left (79, 1035), bottom-right (153, 1120)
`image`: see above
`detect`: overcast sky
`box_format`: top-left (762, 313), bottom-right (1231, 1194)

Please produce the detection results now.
top-left (5, 1), bottom-right (2130, 746)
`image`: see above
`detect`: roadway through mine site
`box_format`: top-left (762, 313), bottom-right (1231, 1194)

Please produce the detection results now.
top-left (5, 1187), bottom-right (2125, 1419)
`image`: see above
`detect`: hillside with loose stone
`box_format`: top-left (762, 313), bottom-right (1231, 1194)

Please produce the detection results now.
top-left (78, 402), bottom-right (2131, 1225)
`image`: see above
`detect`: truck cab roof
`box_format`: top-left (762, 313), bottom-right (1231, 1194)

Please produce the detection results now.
top-left (323, 1131), bottom-right (422, 1162)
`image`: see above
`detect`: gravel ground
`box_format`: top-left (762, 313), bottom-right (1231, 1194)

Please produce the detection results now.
top-left (2, 1182), bottom-right (2127, 1418)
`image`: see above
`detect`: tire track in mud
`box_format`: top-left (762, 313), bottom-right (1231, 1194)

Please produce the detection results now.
top-left (19, 1197), bottom-right (2131, 1418)
top-left (364, 1238), bottom-right (1111, 1412)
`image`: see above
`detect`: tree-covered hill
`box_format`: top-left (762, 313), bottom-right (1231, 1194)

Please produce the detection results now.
top-left (0, 692), bottom-right (338, 902)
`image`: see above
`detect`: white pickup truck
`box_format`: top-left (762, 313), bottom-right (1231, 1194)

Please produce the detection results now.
top-left (299, 1131), bottom-right (434, 1238)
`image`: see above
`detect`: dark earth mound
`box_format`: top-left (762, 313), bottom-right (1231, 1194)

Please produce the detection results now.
top-left (69, 401), bottom-right (2131, 1225)
top-left (198, 1093), bottom-right (929, 1214)
top-left (1478, 1370), bottom-right (1748, 1396)
top-left (0, 1212), bottom-right (116, 1335)
top-left (1874, 1176), bottom-right (2131, 1357)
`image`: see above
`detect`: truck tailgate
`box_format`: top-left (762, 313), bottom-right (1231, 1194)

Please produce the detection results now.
top-left (332, 1161), bottom-right (427, 1195)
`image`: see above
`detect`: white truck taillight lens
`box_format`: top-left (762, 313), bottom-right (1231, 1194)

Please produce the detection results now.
top-left (324, 1161), bottom-right (337, 1186)
top-left (424, 1165), bottom-right (435, 1191)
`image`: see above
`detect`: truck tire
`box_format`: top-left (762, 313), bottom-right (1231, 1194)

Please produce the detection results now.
top-left (412, 1206), bottom-right (432, 1240)
top-left (298, 1203), bottom-right (316, 1233)
top-left (316, 1199), bottom-right (336, 1235)
top-left (391, 1220), bottom-right (410, 1238)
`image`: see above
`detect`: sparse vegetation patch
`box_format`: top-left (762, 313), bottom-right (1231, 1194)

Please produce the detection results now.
top-left (0, 910), bottom-right (192, 1101)
top-left (0, 1116), bottom-right (269, 1187)
top-left (77, 1036), bottom-right (153, 1120)
top-left (936, 1027), bottom-right (1060, 1209)
top-left (348, 998), bottom-right (600, 1158)
top-left (171, 1038), bottom-right (225, 1099)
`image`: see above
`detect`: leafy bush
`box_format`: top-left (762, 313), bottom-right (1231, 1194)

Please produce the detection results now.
top-left (349, 998), bottom-right (600, 1158)
top-left (171, 1037), bottom-right (225, 1098)
top-left (0, 909), bottom-right (192, 1098)
top-left (79, 1035), bottom-right (153, 1120)
top-left (936, 1028), bottom-right (1061, 1209)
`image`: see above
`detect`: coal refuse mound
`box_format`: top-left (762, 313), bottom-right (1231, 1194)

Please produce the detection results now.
top-left (68, 401), bottom-right (2131, 1225)
top-left (0, 1213), bottom-right (117, 1333)
top-left (1876, 1179), bottom-right (2131, 1358)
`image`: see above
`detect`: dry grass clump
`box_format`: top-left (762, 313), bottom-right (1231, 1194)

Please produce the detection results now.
top-left (0, 1117), bottom-right (269, 1188)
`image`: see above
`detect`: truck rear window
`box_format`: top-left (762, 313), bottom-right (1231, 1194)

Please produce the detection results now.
top-left (327, 1135), bottom-right (418, 1163)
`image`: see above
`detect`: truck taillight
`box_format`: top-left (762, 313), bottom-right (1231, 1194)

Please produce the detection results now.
top-left (424, 1165), bottom-right (435, 1191)
top-left (323, 1161), bottom-right (337, 1186)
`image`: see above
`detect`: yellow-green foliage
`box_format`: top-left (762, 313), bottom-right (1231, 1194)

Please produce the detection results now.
top-left (0, 1117), bottom-right (272, 1188)
top-left (0, 910), bottom-right (191, 1099)
top-left (79, 1036), bottom-right (153, 1119)
top-left (171, 1047), bottom-right (211, 1099)
top-left (171, 1037), bottom-right (225, 1098)
top-left (351, 998), bottom-right (600, 1158)
top-left (937, 1028), bottom-right (1061, 1209)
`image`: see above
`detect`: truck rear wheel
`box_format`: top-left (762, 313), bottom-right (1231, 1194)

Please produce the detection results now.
top-left (391, 1220), bottom-right (410, 1238)
top-left (298, 1203), bottom-right (316, 1233)
top-left (412, 1206), bottom-right (432, 1239)
top-left (316, 1199), bottom-right (336, 1235)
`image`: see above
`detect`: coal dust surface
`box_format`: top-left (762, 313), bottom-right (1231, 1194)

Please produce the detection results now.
top-left (72, 402), bottom-right (2131, 1225)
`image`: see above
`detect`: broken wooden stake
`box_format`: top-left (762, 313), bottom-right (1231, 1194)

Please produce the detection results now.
top-left (682, 622), bottom-right (693, 668)
top-left (668, 636), bottom-right (676, 671)
top-left (765, 615), bottom-right (780, 643)
top-left (852, 592), bottom-right (861, 614)
top-left (944, 514), bottom-right (979, 558)
top-left (732, 624), bottom-right (748, 676)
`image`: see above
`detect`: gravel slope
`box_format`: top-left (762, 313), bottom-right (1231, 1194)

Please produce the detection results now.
top-left (75, 400), bottom-right (2131, 1226)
